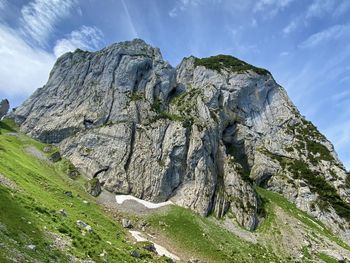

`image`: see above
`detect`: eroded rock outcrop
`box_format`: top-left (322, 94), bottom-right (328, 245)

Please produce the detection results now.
top-left (0, 99), bottom-right (9, 119)
top-left (9, 39), bottom-right (350, 242)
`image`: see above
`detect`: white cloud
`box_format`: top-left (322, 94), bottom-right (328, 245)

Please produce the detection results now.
top-left (333, 1), bottom-right (350, 17)
top-left (283, 19), bottom-right (298, 34)
top-left (251, 18), bottom-right (257, 27)
top-left (0, 25), bottom-right (55, 97)
top-left (299, 24), bottom-right (350, 48)
top-left (253, 0), bottom-right (295, 15)
top-left (20, 0), bottom-right (76, 47)
top-left (169, 0), bottom-right (201, 17)
top-left (0, 21), bottom-right (104, 100)
top-left (0, 0), bottom-right (6, 10)
top-left (306, 0), bottom-right (335, 19)
top-left (53, 26), bottom-right (104, 57)
top-left (280, 51), bottom-right (289, 56)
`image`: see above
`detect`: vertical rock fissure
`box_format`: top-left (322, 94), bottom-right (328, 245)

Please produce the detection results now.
top-left (104, 56), bottom-right (123, 124)
top-left (159, 123), bottom-right (170, 161)
top-left (124, 122), bottom-right (136, 173)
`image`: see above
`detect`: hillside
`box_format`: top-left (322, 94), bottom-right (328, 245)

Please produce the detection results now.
top-left (0, 119), bottom-right (349, 262)
top-left (2, 39), bottom-right (350, 262)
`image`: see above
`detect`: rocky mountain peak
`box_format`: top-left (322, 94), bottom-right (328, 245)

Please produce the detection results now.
top-left (9, 39), bottom-right (350, 244)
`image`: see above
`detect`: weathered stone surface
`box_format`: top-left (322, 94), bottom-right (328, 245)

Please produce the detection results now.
top-left (48, 151), bottom-right (61, 162)
top-left (10, 39), bottom-right (350, 244)
top-left (85, 178), bottom-right (102, 197)
top-left (122, 218), bottom-right (132, 229)
top-left (0, 99), bottom-right (9, 119)
top-left (76, 220), bottom-right (93, 233)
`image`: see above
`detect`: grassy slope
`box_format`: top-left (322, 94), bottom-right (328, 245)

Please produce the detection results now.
top-left (147, 187), bottom-right (349, 263)
top-left (148, 206), bottom-right (280, 263)
top-left (256, 187), bottom-right (350, 251)
top-left (0, 120), bottom-right (159, 262)
top-left (0, 119), bottom-right (348, 262)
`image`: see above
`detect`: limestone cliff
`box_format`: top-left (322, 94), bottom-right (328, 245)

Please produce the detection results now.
top-left (9, 39), bottom-right (350, 243)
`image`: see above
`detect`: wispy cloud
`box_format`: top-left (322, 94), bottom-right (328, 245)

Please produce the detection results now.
top-left (120, 0), bottom-right (138, 38)
top-left (283, 19), bottom-right (298, 34)
top-left (53, 26), bottom-right (104, 57)
top-left (333, 1), bottom-right (350, 17)
top-left (280, 51), bottom-right (289, 56)
top-left (306, 0), bottom-right (335, 19)
top-left (169, 0), bottom-right (201, 17)
top-left (253, 0), bottom-right (295, 16)
top-left (0, 0), bottom-right (6, 10)
top-left (0, 24), bottom-right (55, 99)
top-left (299, 24), bottom-right (350, 48)
top-left (20, 0), bottom-right (76, 47)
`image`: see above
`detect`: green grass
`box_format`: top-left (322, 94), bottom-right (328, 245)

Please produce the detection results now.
top-left (317, 253), bottom-right (339, 263)
top-left (194, 55), bottom-right (270, 75)
top-left (0, 120), bottom-right (159, 262)
top-left (256, 187), bottom-right (350, 251)
top-left (148, 206), bottom-right (280, 263)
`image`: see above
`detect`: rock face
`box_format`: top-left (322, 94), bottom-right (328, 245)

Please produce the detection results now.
top-left (9, 39), bottom-right (350, 243)
top-left (85, 178), bottom-right (102, 197)
top-left (0, 99), bottom-right (9, 119)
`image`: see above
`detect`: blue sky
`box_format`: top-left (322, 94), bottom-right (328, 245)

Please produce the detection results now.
top-left (0, 0), bottom-right (349, 169)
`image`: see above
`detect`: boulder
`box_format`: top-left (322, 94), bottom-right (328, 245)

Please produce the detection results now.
top-left (49, 151), bottom-right (61, 162)
top-left (130, 250), bottom-right (140, 258)
top-left (76, 220), bottom-right (93, 233)
top-left (122, 218), bottom-right (132, 229)
top-left (64, 191), bottom-right (73, 198)
top-left (27, 244), bottom-right (36, 251)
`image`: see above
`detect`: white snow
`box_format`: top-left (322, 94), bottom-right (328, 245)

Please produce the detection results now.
top-left (129, 230), bottom-right (180, 261)
top-left (115, 195), bottom-right (173, 209)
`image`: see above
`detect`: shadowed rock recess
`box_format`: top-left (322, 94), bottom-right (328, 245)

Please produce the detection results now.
top-left (10, 39), bottom-right (350, 243)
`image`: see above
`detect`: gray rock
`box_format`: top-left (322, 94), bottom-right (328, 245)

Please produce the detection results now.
top-left (59, 208), bottom-right (67, 217)
top-left (130, 250), bottom-right (140, 258)
top-left (85, 178), bottom-right (102, 197)
top-left (43, 145), bottom-right (54, 153)
top-left (122, 218), bottom-right (132, 228)
top-left (49, 151), bottom-right (61, 162)
top-left (10, 39), bottom-right (350, 244)
top-left (64, 191), bottom-right (73, 198)
top-left (27, 244), bottom-right (36, 251)
top-left (0, 99), bottom-right (9, 119)
top-left (142, 242), bottom-right (156, 253)
top-left (76, 220), bottom-right (93, 233)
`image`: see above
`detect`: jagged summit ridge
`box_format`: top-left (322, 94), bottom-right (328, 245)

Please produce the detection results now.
top-left (10, 39), bottom-right (350, 244)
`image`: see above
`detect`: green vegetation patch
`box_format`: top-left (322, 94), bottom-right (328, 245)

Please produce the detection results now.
top-left (268, 153), bottom-right (350, 221)
top-left (148, 205), bottom-right (280, 263)
top-left (317, 253), bottom-right (339, 263)
top-left (256, 187), bottom-right (350, 251)
top-left (288, 119), bottom-right (333, 163)
top-left (0, 120), bottom-right (159, 262)
top-left (194, 55), bottom-right (270, 75)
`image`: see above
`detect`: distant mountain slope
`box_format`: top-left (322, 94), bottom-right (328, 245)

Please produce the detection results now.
top-left (9, 39), bottom-right (350, 246)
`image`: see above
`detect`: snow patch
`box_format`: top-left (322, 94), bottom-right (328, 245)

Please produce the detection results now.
top-left (115, 195), bottom-right (173, 209)
top-left (129, 230), bottom-right (180, 261)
